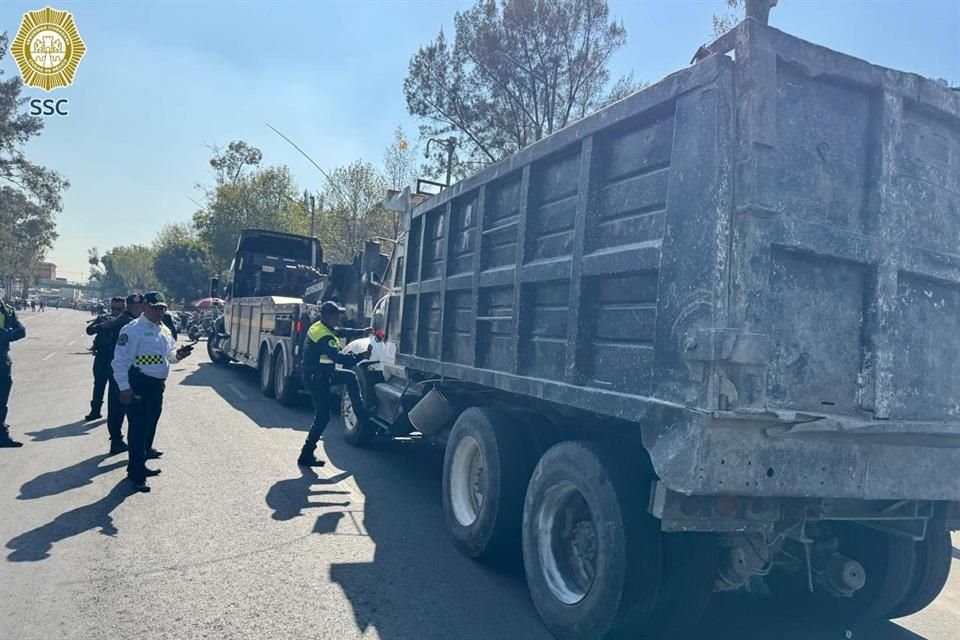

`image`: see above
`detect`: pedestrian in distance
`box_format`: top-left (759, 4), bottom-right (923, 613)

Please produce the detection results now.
top-left (298, 300), bottom-right (372, 467)
top-left (29, 300), bottom-right (35, 313)
top-left (39, 300), bottom-right (44, 312)
top-left (84, 296), bottom-right (125, 423)
top-left (0, 288), bottom-right (27, 448)
top-left (112, 291), bottom-right (195, 492)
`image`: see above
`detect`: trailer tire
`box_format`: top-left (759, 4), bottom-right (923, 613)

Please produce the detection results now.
top-left (342, 389), bottom-right (376, 447)
top-left (442, 408), bottom-right (532, 563)
top-left (258, 345), bottom-right (275, 398)
top-left (522, 441), bottom-right (662, 640)
top-left (273, 347), bottom-right (298, 406)
top-left (638, 533), bottom-right (717, 639)
top-left (888, 519), bottom-right (953, 619)
top-left (207, 336), bottom-right (231, 365)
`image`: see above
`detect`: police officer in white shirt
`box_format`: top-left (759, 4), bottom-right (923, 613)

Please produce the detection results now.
top-left (112, 291), bottom-right (195, 493)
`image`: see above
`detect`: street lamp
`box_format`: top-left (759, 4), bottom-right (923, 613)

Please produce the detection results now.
top-left (425, 137), bottom-right (458, 188)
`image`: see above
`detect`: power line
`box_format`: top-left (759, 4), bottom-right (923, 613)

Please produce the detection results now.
top-left (264, 122), bottom-right (350, 205)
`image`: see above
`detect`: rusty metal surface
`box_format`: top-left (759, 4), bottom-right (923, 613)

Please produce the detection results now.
top-left (397, 19), bottom-right (960, 503)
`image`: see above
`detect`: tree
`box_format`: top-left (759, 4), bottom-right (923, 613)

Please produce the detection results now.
top-left (153, 222), bottom-right (198, 249)
top-left (318, 161), bottom-right (394, 264)
top-left (0, 32), bottom-right (68, 294)
top-left (712, 0), bottom-right (778, 37)
top-left (207, 140), bottom-right (263, 186)
top-left (404, 0), bottom-right (639, 179)
top-left (383, 126), bottom-right (418, 193)
top-left (193, 163), bottom-right (309, 272)
top-left (88, 244), bottom-right (159, 294)
top-left (153, 239), bottom-right (213, 303)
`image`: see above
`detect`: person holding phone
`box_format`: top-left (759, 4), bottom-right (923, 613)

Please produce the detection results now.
top-left (112, 291), bottom-right (194, 493)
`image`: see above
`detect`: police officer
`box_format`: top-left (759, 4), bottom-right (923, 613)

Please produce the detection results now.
top-left (98, 293), bottom-right (144, 455)
top-left (84, 296), bottom-right (125, 422)
top-left (112, 292), bottom-right (194, 492)
top-left (0, 289), bottom-right (26, 448)
top-left (298, 301), bottom-right (371, 467)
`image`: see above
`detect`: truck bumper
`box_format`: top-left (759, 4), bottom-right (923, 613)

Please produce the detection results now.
top-left (645, 409), bottom-right (960, 502)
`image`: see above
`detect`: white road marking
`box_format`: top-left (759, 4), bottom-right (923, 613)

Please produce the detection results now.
top-left (227, 383), bottom-right (248, 400)
top-left (68, 339), bottom-right (76, 346)
top-left (42, 352), bottom-right (55, 361)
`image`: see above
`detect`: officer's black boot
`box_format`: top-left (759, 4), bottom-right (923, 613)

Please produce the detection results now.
top-left (84, 402), bottom-right (102, 421)
top-left (0, 424), bottom-right (23, 448)
top-left (109, 439), bottom-right (128, 455)
top-left (297, 443), bottom-right (325, 467)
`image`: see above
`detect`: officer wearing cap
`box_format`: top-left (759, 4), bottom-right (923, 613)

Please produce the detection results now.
top-left (298, 300), bottom-right (371, 466)
top-left (84, 296), bottom-right (125, 422)
top-left (0, 288), bottom-right (26, 448)
top-left (112, 291), bottom-right (195, 492)
top-left (97, 293), bottom-right (144, 455)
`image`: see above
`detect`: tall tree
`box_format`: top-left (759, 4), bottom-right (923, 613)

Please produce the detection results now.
top-left (193, 163), bottom-right (308, 272)
top-left (153, 222), bottom-right (198, 249)
top-left (153, 239), bottom-right (213, 303)
top-left (318, 161), bottom-right (394, 264)
top-left (404, 0), bottom-right (638, 178)
top-left (88, 245), bottom-right (159, 294)
top-left (383, 126), bottom-right (418, 193)
top-left (207, 140), bottom-right (263, 187)
top-left (0, 32), bottom-right (68, 294)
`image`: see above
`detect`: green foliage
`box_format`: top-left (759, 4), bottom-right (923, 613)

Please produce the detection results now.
top-left (0, 32), bottom-right (68, 291)
top-left (318, 160), bottom-right (395, 264)
top-left (89, 244), bottom-right (159, 295)
top-left (193, 163), bottom-right (310, 273)
top-left (404, 0), bottom-right (638, 179)
top-left (153, 239), bottom-right (213, 303)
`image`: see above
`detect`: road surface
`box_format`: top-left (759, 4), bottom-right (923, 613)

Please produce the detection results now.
top-left (1, 310), bottom-right (957, 640)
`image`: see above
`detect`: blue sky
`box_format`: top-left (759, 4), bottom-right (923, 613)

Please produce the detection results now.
top-left (1, 0), bottom-right (958, 282)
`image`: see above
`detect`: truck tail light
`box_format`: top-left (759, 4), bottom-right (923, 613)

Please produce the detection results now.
top-left (295, 320), bottom-right (303, 333)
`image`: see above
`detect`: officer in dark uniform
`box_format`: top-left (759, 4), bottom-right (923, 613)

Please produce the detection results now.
top-left (99, 293), bottom-right (143, 454)
top-left (112, 291), bottom-right (194, 492)
top-left (84, 296), bottom-right (126, 421)
top-left (298, 301), bottom-right (371, 467)
top-left (0, 291), bottom-right (26, 448)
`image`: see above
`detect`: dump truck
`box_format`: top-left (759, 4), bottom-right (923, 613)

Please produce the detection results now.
top-left (329, 18), bottom-right (960, 640)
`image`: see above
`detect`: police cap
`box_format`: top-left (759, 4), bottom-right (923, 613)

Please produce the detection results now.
top-left (126, 293), bottom-right (144, 305)
top-left (144, 291), bottom-right (167, 307)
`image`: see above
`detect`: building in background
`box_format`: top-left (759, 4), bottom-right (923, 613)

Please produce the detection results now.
top-left (37, 262), bottom-right (57, 280)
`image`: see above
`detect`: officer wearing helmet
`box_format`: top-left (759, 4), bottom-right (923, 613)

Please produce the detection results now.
top-left (298, 300), bottom-right (371, 467)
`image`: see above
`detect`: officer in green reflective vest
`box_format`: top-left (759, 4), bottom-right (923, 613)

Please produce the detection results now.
top-left (0, 290), bottom-right (26, 448)
top-left (299, 301), bottom-right (371, 467)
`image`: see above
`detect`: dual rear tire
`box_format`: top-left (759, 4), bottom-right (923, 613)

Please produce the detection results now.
top-left (441, 412), bottom-right (714, 639)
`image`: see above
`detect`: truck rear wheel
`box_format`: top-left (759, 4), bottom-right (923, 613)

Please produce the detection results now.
top-left (272, 347), bottom-right (298, 406)
top-left (888, 519), bottom-right (953, 618)
top-left (342, 389), bottom-right (377, 447)
top-left (207, 335), bottom-right (231, 365)
top-left (442, 408), bottom-right (532, 563)
top-left (522, 441), bottom-right (662, 640)
top-left (258, 345), bottom-right (275, 398)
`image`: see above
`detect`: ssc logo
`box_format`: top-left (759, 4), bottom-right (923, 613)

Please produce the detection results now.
top-left (10, 7), bottom-right (87, 92)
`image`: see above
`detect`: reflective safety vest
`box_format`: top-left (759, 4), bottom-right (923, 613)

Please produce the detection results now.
top-left (307, 321), bottom-right (341, 364)
top-left (0, 308), bottom-right (5, 330)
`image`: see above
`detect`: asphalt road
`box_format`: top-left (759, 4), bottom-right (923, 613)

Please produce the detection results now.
top-left (1, 310), bottom-right (957, 640)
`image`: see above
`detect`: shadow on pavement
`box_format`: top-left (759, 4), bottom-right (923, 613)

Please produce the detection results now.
top-left (265, 467), bottom-right (352, 521)
top-left (18, 453), bottom-right (126, 500)
top-left (26, 419), bottom-right (104, 441)
top-left (180, 362), bottom-right (312, 431)
top-left (6, 479), bottom-right (134, 562)
top-left (188, 361), bottom-right (931, 640)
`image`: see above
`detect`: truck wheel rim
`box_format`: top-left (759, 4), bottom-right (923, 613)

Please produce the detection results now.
top-left (450, 435), bottom-right (485, 527)
top-left (536, 481), bottom-right (598, 605)
top-left (343, 393), bottom-right (357, 432)
top-left (260, 355), bottom-right (271, 388)
top-left (275, 352), bottom-right (285, 396)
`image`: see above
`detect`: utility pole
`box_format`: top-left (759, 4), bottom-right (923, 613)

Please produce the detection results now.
top-left (304, 189), bottom-right (316, 238)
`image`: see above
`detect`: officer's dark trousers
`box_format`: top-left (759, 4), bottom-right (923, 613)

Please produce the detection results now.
top-left (0, 356), bottom-right (12, 426)
top-left (106, 376), bottom-right (126, 442)
top-left (304, 368), bottom-right (364, 451)
top-left (90, 360), bottom-right (110, 413)
top-left (126, 369), bottom-right (165, 483)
